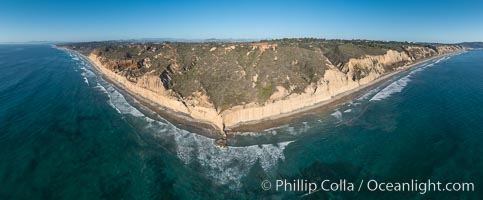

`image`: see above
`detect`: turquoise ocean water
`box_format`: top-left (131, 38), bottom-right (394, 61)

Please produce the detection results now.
top-left (0, 45), bottom-right (482, 199)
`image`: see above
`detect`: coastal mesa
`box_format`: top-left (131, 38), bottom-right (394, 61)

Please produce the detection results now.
top-left (59, 39), bottom-right (464, 138)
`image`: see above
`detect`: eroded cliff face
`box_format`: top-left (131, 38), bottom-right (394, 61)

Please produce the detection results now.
top-left (75, 40), bottom-right (463, 133)
top-left (221, 46), bottom-right (462, 128)
top-left (88, 54), bottom-right (225, 131)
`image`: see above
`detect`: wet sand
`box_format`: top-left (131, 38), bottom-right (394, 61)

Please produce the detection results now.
top-left (63, 48), bottom-right (223, 139)
top-left (227, 53), bottom-right (454, 132)
top-left (65, 48), bottom-right (457, 136)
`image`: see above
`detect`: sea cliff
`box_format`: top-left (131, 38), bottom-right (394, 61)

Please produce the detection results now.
top-left (63, 39), bottom-right (464, 136)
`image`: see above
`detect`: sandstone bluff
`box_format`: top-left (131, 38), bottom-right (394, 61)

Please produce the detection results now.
top-left (60, 39), bottom-right (464, 139)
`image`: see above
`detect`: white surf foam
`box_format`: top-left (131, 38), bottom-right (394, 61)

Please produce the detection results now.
top-left (107, 84), bottom-right (291, 189)
top-left (357, 87), bottom-right (380, 101)
top-left (103, 83), bottom-right (145, 117)
top-left (264, 124), bottom-right (291, 132)
top-left (68, 49), bottom-right (294, 190)
top-left (94, 83), bottom-right (109, 94)
top-left (78, 62), bottom-right (97, 87)
top-left (83, 77), bottom-right (89, 86)
top-left (331, 110), bottom-right (342, 120)
top-left (370, 76), bottom-right (410, 101)
top-left (236, 121), bottom-right (311, 137)
top-left (369, 56), bottom-right (446, 102)
top-left (173, 130), bottom-right (292, 188)
top-left (97, 76), bottom-right (290, 188)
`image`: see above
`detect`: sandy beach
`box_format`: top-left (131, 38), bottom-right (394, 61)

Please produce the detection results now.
top-left (226, 53), bottom-right (456, 132)
top-left (67, 48), bottom-right (459, 135)
top-left (61, 48), bottom-right (225, 139)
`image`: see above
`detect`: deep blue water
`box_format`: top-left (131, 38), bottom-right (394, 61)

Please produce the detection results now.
top-left (0, 45), bottom-right (482, 199)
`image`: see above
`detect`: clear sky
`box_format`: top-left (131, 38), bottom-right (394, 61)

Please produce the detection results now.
top-left (1, 0), bottom-right (482, 43)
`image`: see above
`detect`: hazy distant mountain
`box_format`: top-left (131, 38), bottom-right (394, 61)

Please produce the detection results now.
top-left (459, 42), bottom-right (483, 49)
top-left (122, 38), bottom-right (260, 43)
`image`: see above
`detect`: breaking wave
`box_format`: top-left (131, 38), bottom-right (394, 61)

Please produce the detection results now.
top-left (369, 55), bottom-right (454, 102)
top-left (67, 49), bottom-right (293, 190)
top-left (370, 76), bottom-right (411, 101)
top-left (331, 110), bottom-right (343, 120)
top-left (357, 87), bottom-right (380, 101)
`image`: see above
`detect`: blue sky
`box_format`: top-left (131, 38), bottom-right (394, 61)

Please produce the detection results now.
top-left (1, 0), bottom-right (482, 43)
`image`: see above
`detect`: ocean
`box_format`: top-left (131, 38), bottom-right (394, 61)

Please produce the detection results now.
top-left (0, 44), bottom-right (481, 199)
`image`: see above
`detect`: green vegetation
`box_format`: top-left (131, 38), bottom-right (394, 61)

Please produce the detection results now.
top-left (257, 82), bottom-right (275, 103)
top-left (59, 38), bottom-right (461, 111)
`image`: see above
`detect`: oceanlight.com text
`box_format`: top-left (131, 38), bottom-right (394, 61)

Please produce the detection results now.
top-left (261, 179), bottom-right (475, 195)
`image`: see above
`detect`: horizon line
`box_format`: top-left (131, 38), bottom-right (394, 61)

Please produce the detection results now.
top-left (1, 37), bottom-right (482, 45)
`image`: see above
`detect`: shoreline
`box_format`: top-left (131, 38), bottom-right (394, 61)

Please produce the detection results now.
top-left (227, 53), bottom-right (452, 132)
top-left (64, 47), bottom-right (459, 135)
top-left (62, 48), bottom-right (224, 139)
